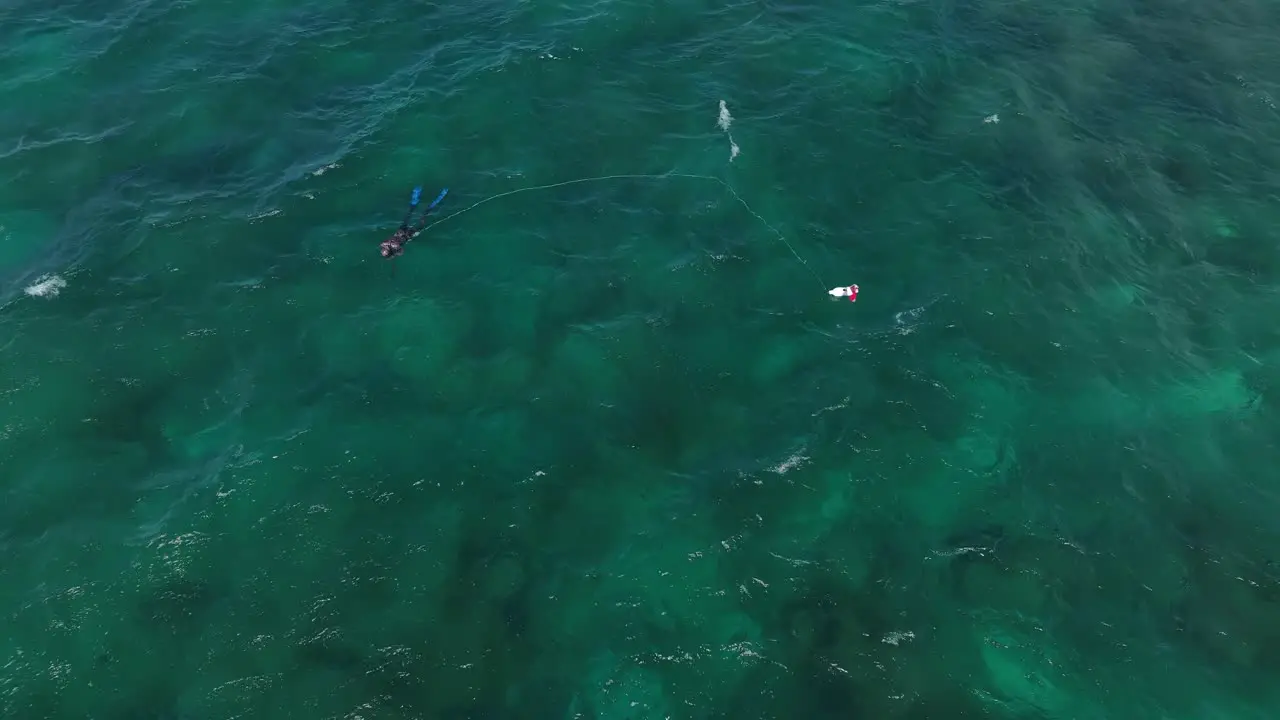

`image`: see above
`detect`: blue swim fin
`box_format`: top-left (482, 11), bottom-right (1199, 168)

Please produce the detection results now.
top-left (426, 188), bottom-right (448, 211)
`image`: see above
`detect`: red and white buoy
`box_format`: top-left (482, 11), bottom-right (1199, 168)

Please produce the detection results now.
top-left (828, 284), bottom-right (859, 302)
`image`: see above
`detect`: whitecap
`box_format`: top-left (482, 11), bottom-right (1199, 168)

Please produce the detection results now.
top-left (24, 273), bottom-right (65, 298)
top-left (718, 100), bottom-right (740, 161)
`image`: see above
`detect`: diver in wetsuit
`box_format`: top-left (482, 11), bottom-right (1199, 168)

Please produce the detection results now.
top-left (380, 187), bottom-right (449, 258)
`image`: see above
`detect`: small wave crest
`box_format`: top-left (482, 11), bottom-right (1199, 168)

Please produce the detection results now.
top-left (718, 100), bottom-right (740, 162)
top-left (24, 273), bottom-right (66, 298)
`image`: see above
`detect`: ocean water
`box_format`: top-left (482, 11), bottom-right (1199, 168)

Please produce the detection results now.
top-left (2, 0), bottom-right (1280, 717)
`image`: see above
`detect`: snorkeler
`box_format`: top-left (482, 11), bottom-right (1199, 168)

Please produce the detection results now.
top-left (380, 186), bottom-right (449, 258)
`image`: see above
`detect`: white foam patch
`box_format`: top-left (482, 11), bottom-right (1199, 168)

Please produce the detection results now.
top-left (770, 453), bottom-right (809, 474)
top-left (718, 100), bottom-right (740, 162)
top-left (24, 273), bottom-right (65, 298)
top-left (881, 630), bottom-right (916, 646)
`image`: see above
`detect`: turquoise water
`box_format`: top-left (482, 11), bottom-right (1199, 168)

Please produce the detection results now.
top-left (3, 0), bottom-right (1280, 716)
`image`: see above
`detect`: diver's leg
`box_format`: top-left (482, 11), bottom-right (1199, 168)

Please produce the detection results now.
top-left (398, 187), bottom-right (424, 230)
top-left (412, 188), bottom-right (449, 232)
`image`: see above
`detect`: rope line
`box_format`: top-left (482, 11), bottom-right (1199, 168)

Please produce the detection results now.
top-left (420, 172), bottom-right (825, 289)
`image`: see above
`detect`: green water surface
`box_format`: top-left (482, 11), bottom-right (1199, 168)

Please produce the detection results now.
top-left (2, 0), bottom-right (1279, 717)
